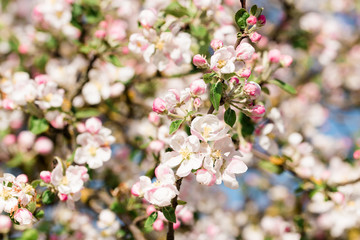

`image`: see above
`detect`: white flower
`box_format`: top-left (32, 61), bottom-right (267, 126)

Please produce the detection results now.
top-left (51, 164), bottom-right (88, 195)
top-left (191, 114), bottom-right (229, 142)
top-left (14, 208), bottom-right (33, 225)
top-left (163, 131), bottom-right (204, 177)
top-left (210, 46), bottom-right (236, 74)
top-left (222, 155), bottom-right (248, 189)
top-left (128, 33), bottom-right (150, 54)
top-left (97, 209), bottom-right (121, 237)
top-left (35, 80), bottom-right (64, 110)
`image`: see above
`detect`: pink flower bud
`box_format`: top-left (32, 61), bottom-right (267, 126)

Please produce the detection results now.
top-left (152, 98), bottom-right (167, 114)
top-left (192, 54), bottom-right (208, 68)
top-left (18, 45), bottom-right (28, 54)
top-left (251, 105), bottom-right (266, 118)
top-left (148, 112), bottom-right (160, 125)
top-left (210, 39), bottom-right (223, 50)
top-left (2, 134), bottom-right (16, 146)
top-left (243, 81), bottom-right (261, 99)
top-left (153, 219), bottom-right (164, 231)
top-left (196, 169), bottom-right (216, 186)
top-left (0, 215), bottom-right (12, 233)
top-left (190, 79), bottom-right (207, 95)
top-left (131, 182), bottom-right (141, 197)
top-left (34, 74), bottom-right (50, 85)
top-left (247, 16), bottom-right (257, 25)
top-left (254, 65), bottom-right (264, 73)
top-left (58, 193), bottom-right (68, 202)
top-left (280, 55), bottom-right (293, 67)
top-left (94, 29), bottom-right (107, 39)
top-left (40, 171), bottom-right (52, 183)
top-left (230, 77), bottom-right (240, 84)
top-left (138, 9), bottom-right (157, 28)
top-left (240, 68), bottom-right (251, 78)
top-left (173, 219), bottom-right (181, 229)
top-left (16, 174), bottom-right (28, 183)
top-left (354, 150), bottom-right (360, 159)
top-left (258, 15), bottom-right (266, 25)
top-left (236, 42), bottom-right (255, 60)
top-left (2, 99), bottom-right (14, 110)
top-left (268, 49), bottom-right (281, 63)
top-left (34, 137), bottom-right (53, 155)
top-left (331, 192), bottom-right (345, 204)
top-left (99, 21), bottom-right (108, 29)
top-left (14, 208), bottom-right (33, 225)
top-left (18, 131), bottom-right (35, 150)
top-left (148, 140), bottom-right (165, 153)
top-left (85, 117), bottom-right (102, 134)
top-left (240, 142), bottom-right (252, 153)
top-left (122, 46), bottom-right (129, 54)
top-left (193, 98), bottom-right (201, 108)
top-left (250, 32), bottom-right (262, 43)
top-left (146, 205), bottom-right (156, 216)
top-left (76, 122), bottom-right (86, 133)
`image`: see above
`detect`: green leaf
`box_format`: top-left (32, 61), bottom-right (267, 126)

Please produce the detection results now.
top-left (210, 81), bottom-right (223, 111)
top-left (203, 72), bottom-right (217, 84)
top-left (20, 229), bottom-right (39, 240)
top-left (144, 212), bottom-right (158, 228)
top-left (269, 79), bottom-right (297, 95)
top-left (169, 120), bottom-right (183, 135)
top-left (235, 9), bottom-right (250, 30)
top-left (29, 116), bottom-right (49, 135)
top-left (34, 210), bottom-right (44, 219)
top-left (261, 86), bottom-right (270, 95)
top-left (164, 1), bottom-right (189, 17)
top-left (190, 25), bottom-right (208, 39)
top-left (106, 54), bottom-right (122, 67)
top-left (41, 190), bottom-right (55, 205)
top-left (238, 112), bottom-right (254, 137)
top-left (258, 160), bottom-right (283, 174)
top-left (31, 179), bottom-right (42, 188)
top-left (224, 108), bottom-right (236, 127)
top-left (26, 201), bottom-right (36, 213)
top-left (177, 200), bottom-right (187, 205)
top-left (250, 5), bottom-right (258, 16)
top-left (110, 201), bottom-right (126, 214)
top-left (162, 206), bottom-right (176, 223)
top-left (75, 108), bottom-right (101, 118)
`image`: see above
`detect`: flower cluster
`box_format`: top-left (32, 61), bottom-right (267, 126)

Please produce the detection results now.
top-left (0, 174), bottom-right (35, 225)
top-left (74, 117), bottom-right (115, 169)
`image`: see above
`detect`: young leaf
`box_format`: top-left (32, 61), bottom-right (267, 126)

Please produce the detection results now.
top-left (106, 54), bottom-right (122, 67)
top-left (34, 210), bottom-right (44, 219)
top-left (75, 108), bottom-right (101, 118)
top-left (164, 1), bottom-right (189, 17)
top-left (41, 190), bottom-right (55, 205)
top-left (203, 72), bottom-right (217, 83)
top-left (224, 108), bottom-right (236, 127)
top-left (162, 206), bottom-right (176, 223)
top-left (210, 81), bottom-right (223, 111)
top-left (169, 120), bottom-right (183, 135)
top-left (29, 116), bottom-right (49, 135)
top-left (177, 200), bottom-right (187, 205)
top-left (250, 5), bottom-right (258, 16)
top-left (238, 112), bottom-right (255, 137)
top-left (235, 9), bottom-right (250, 30)
top-left (144, 212), bottom-right (158, 228)
top-left (269, 79), bottom-right (297, 95)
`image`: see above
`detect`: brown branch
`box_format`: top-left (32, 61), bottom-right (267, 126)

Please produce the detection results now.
top-left (166, 178), bottom-right (183, 240)
top-left (240, 0), bottom-right (246, 9)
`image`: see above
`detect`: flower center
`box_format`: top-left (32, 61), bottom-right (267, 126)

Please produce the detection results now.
top-left (45, 93), bottom-right (53, 102)
top-left (203, 126), bottom-right (211, 140)
top-left (155, 41), bottom-right (164, 50)
top-left (88, 146), bottom-right (97, 156)
top-left (61, 176), bottom-right (68, 185)
top-left (217, 60), bottom-right (226, 68)
top-left (180, 148), bottom-right (191, 160)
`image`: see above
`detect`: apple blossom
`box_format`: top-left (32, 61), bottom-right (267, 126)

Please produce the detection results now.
top-left (210, 46), bottom-right (237, 73)
top-left (193, 54), bottom-right (208, 68)
top-left (243, 81), bottom-right (261, 99)
top-left (247, 16), bottom-right (257, 25)
top-left (190, 79), bottom-right (207, 95)
top-left (14, 208), bottom-right (33, 225)
top-left (191, 114), bottom-right (229, 142)
top-left (0, 215), bottom-right (11, 233)
top-left (163, 131), bottom-right (204, 177)
top-left (210, 39), bottom-right (224, 51)
top-left (236, 42), bottom-right (255, 60)
top-left (40, 171), bottom-right (52, 183)
top-left (268, 49), bottom-right (281, 63)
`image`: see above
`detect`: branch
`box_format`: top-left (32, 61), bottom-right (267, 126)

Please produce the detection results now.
top-left (240, 0), bottom-right (246, 9)
top-left (167, 178), bottom-right (183, 240)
